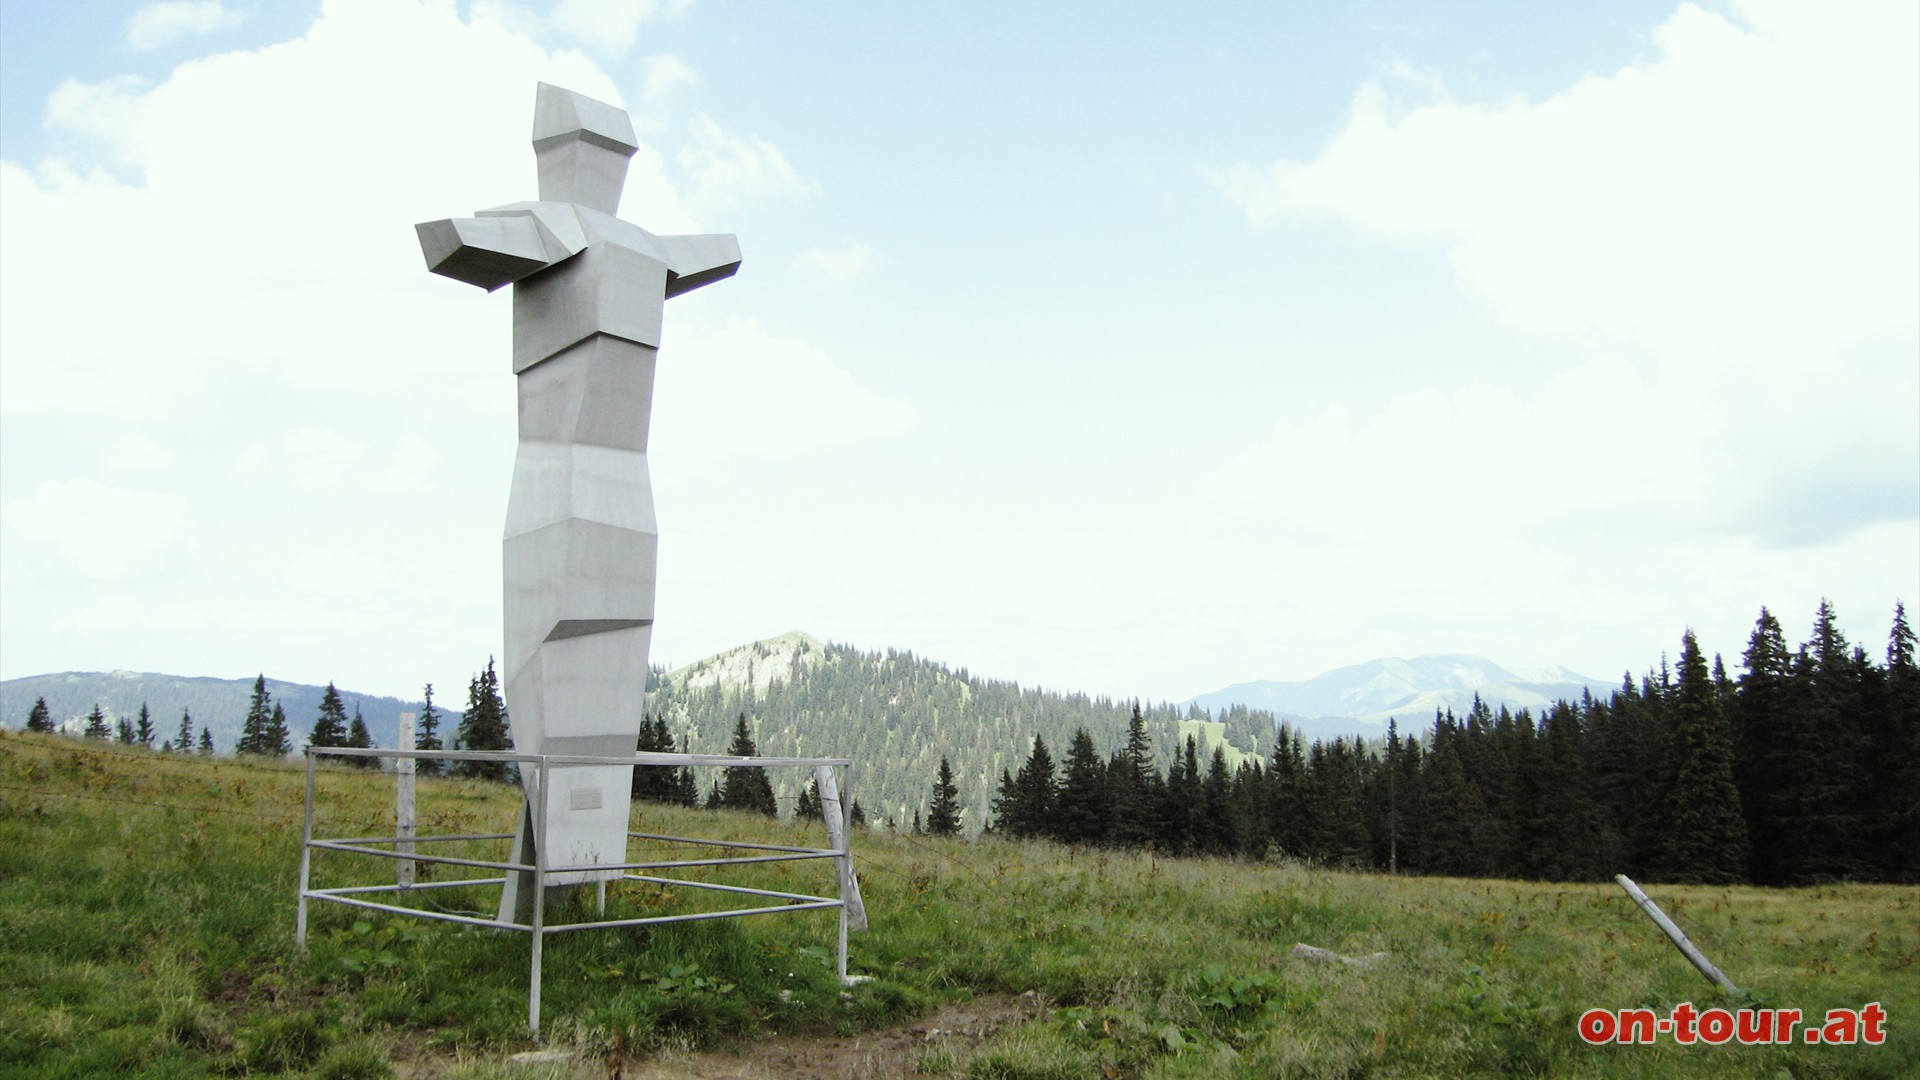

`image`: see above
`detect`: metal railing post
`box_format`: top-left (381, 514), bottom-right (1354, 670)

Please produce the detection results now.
top-left (397, 712), bottom-right (416, 888)
top-left (297, 749), bottom-right (316, 949)
top-left (529, 755), bottom-right (549, 1038)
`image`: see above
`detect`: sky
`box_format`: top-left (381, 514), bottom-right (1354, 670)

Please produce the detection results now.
top-left (1, 0), bottom-right (1915, 706)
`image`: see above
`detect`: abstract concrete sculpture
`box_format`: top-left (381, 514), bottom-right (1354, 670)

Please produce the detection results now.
top-left (416, 84), bottom-right (739, 916)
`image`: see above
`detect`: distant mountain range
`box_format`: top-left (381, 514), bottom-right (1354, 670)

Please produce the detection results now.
top-left (1185, 654), bottom-right (1618, 741)
top-left (0, 670), bottom-right (432, 753)
top-left (2, 640), bottom-right (1617, 830)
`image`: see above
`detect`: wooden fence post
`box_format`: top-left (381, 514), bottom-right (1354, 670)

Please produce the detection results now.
top-left (1614, 874), bottom-right (1739, 994)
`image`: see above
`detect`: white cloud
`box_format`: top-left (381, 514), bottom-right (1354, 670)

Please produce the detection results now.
top-left (678, 113), bottom-right (816, 218)
top-left (125, 1), bottom-right (246, 52)
top-left (652, 318), bottom-right (917, 462)
top-left (380, 436), bottom-right (443, 494)
top-left (792, 241), bottom-right (877, 283)
top-left (283, 428), bottom-right (366, 496)
top-left (641, 53), bottom-right (698, 100)
top-left (102, 434), bottom-right (184, 478)
top-left (1208, 0), bottom-right (1919, 549)
top-left (2, 478), bottom-right (192, 580)
top-left (43, 76), bottom-right (151, 166)
top-left (551, 0), bottom-right (693, 58)
top-left (0, 0), bottom-right (873, 693)
top-left (61, 596), bottom-right (206, 633)
top-left (1202, 354), bottom-right (1736, 540)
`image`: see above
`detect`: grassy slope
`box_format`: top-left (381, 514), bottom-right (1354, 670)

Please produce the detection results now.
top-left (1, 731), bottom-right (1912, 1079)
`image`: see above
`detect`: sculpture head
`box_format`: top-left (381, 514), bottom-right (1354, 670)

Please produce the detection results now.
top-left (532, 83), bottom-right (640, 215)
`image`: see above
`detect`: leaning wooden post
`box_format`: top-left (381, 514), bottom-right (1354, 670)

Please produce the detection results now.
top-left (397, 712), bottom-right (416, 889)
top-left (1614, 874), bottom-right (1740, 994)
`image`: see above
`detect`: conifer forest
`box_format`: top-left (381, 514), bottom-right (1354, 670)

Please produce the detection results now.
top-left (12, 600), bottom-right (1916, 889)
top-left (641, 601), bottom-right (1919, 888)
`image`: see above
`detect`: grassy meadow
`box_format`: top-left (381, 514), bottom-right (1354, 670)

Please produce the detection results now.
top-left (1, 730), bottom-right (1913, 1078)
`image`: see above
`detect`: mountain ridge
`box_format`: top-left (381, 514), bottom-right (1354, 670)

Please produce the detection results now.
top-left (1185, 652), bottom-right (1617, 734)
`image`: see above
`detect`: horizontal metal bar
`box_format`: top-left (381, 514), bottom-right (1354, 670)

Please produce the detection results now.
top-left (311, 839), bottom-right (834, 877)
top-left (320, 877), bottom-right (506, 896)
top-left (622, 874), bottom-right (837, 904)
top-left (539, 900), bottom-right (842, 936)
top-left (629, 831), bottom-right (828, 855)
top-left (304, 890), bottom-right (525, 931)
top-left (325, 832), bottom-right (514, 846)
top-left (308, 839), bottom-right (527, 874)
top-left (625, 754), bottom-right (851, 768)
top-left (618, 851), bottom-right (840, 872)
top-left (308, 747), bottom-right (545, 763)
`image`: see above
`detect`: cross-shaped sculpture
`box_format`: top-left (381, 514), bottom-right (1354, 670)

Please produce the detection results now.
top-left (416, 84), bottom-right (739, 919)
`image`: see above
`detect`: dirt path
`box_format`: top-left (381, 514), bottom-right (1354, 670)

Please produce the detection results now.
top-left (617, 992), bottom-right (1046, 1080)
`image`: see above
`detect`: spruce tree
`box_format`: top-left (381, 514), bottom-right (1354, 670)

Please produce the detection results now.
top-left (347, 706), bottom-right (374, 768)
top-left (1157, 735), bottom-right (1195, 855)
top-left (1382, 714), bottom-right (1428, 876)
top-left (174, 708), bottom-right (194, 752)
top-left (991, 768), bottom-right (1018, 833)
top-left (84, 705), bottom-right (110, 740)
top-left (632, 716), bottom-right (682, 803)
top-left (1650, 630), bottom-right (1749, 884)
top-left (1108, 706), bottom-right (1160, 847)
top-left (454, 659), bottom-right (512, 781)
top-left (26, 696), bottom-right (53, 733)
top-left (309, 682), bottom-right (350, 750)
top-left (135, 703), bottom-right (155, 748)
top-left (796, 777), bottom-right (822, 820)
top-left (1004, 735), bottom-right (1057, 839)
top-left (1768, 602), bottom-right (1870, 883)
top-left (199, 727), bottom-right (215, 755)
top-left (1532, 701), bottom-right (1602, 881)
top-left (1199, 745), bottom-right (1236, 856)
top-left (115, 716), bottom-right (135, 744)
top-left (237, 675), bottom-right (275, 755)
top-left (1052, 728), bottom-right (1108, 845)
top-left (674, 735), bottom-right (699, 807)
top-left (1266, 726), bottom-right (1308, 859)
top-left (1880, 602), bottom-right (1920, 881)
top-left (927, 756), bottom-right (961, 836)
top-left (718, 715), bottom-right (777, 815)
top-left (1420, 722), bottom-right (1493, 876)
top-left (1734, 607), bottom-right (1794, 882)
top-left (415, 684), bottom-right (444, 777)
top-left (265, 704), bottom-right (292, 757)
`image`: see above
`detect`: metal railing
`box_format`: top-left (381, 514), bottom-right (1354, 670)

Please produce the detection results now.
top-left (296, 746), bottom-right (863, 1036)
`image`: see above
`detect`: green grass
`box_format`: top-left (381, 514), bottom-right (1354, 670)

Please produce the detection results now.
top-left (2, 731), bottom-right (1913, 1078)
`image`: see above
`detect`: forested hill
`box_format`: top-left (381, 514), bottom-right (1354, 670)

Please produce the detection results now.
top-left (645, 631), bottom-right (1279, 832)
top-left (0, 633), bottom-right (1282, 833)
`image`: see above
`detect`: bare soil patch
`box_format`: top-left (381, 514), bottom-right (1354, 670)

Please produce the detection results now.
top-left (618, 992), bottom-right (1046, 1080)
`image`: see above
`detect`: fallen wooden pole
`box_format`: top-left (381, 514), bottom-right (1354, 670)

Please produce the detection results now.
top-left (1614, 874), bottom-right (1740, 994)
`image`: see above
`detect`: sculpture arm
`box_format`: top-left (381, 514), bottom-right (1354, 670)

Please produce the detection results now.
top-left (415, 211), bottom-right (585, 292)
top-left (656, 233), bottom-right (742, 298)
